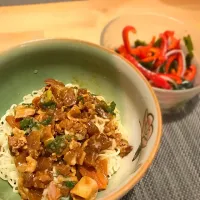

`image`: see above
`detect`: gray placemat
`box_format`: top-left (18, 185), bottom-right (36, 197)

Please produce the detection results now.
top-left (122, 97), bottom-right (200, 200)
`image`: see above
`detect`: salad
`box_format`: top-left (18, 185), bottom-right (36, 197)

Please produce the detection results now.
top-left (115, 26), bottom-right (197, 90)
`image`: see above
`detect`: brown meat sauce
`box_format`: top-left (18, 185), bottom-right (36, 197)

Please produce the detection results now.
top-left (7, 79), bottom-right (132, 200)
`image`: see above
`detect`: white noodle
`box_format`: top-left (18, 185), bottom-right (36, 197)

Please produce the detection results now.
top-left (0, 88), bottom-right (43, 193)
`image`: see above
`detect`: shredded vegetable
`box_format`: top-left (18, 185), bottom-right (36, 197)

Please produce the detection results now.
top-left (115, 26), bottom-right (197, 90)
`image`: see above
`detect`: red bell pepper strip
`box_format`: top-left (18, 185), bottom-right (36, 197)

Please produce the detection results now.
top-left (117, 45), bottom-right (127, 56)
top-left (122, 26), bottom-right (137, 54)
top-left (168, 38), bottom-right (180, 51)
top-left (163, 30), bottom-right (174, 38)
top-left (124, 54), bottom-right (171, 89)
top-left (165, 54), bottom-right (177, 73)
top-left (141, 48), bottom-right (160, 62)
top-left (149, 36), bottom-right (156, 46)
top-left (136, 46), bottom-right (151, 59)
top-left (162, 74), bottom-right (182, 84)
top-left (176, 53), bottom-right (183, 76)
top-left (159, 34), bottom-right (168, 62)
top-left (184, 65), bottom-right (197, 81)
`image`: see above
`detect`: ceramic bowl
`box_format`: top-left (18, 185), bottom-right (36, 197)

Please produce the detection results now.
top-left (0, 39), bottom-right (162, 200)
top-left (100, 14), bottom-right (200, 113)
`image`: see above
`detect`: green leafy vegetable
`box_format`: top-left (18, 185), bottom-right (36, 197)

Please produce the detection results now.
top-left (183, 35), bottom-right (194, 53)
top-left (140, 61), bottom-right (154, 70)
top-left (106, 101), bottom-right (116, 114)
top-left (46, 135), bottom-right (66, 154)
top-left (40, 100), bottom-right (56, 110)
top-left (169, 60), bottom-right (178, 73)
top-left (177, 80), bottom-right (193, 90)
top-left (158, 63), bottom-right (166, 73)
top-left (185, 52), bottom-right (194, 68)
top-left (96, 100), bottom-right (116, 115)
top-left (65, 181), bottom-right (77, 189)
top-left (20, 118), bottom-right (38, 130)
top-left (153, 38), bottom-right (162, 47)
top-left (40, 116), bottom-right (52, 126)
top-left (134, 40), bottom-right (147, 47)
top-left (77, 95), bottom-right (84, 104)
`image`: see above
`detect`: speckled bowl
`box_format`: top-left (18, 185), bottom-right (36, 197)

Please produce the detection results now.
top-left (0, 39), bottom-right (162, 200)
top-left (100, 14), bottom-right (200, 113)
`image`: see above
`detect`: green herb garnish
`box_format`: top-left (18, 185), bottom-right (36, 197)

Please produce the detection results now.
top-left (185, 52), bottom-right (194, 68)
top-left (20, 118), bottom-right (38, 130)
top-left (140, 61), bottom-right (154, 70)
top-left (158, 63), bottom-right (166, 73)
top-left (40, 101), bottom-right (56, 110)
top-left (65, 181), bottom-right (77, 189)
top-left (77, 95), bottom-right (84, 104)
top-left (176, 80), bottom-right (193, 90)
top-left (134, 40), bottom-right (147, 47)
top-left (153, 38), bottom-right (162, 47)
top-left (96, 100), bottom-right (116, 115)
top-left (46, 135), bottom-right (66, 154)
top-left (106, 101), bottom-right (116, 115)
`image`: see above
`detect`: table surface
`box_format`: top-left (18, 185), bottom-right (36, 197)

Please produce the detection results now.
top-left (0, 1), bottom-right (200, 200)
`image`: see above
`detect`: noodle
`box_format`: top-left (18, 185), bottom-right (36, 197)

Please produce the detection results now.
top-left (0, 89), bottom-right (43, 193)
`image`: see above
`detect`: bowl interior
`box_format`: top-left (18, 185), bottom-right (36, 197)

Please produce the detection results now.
top-left (100, 13), bottom-right (200, 110)
top-left (0, 39), bottom-right (161, 200)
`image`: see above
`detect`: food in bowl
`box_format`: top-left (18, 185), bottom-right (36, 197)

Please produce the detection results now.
top-left (115, 25), bottom-right (197, 90)
top-left (0, 78), bottom-right (133, 200)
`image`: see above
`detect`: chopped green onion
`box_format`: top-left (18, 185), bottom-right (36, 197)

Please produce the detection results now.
top-left (185, 52), bottom-right (194, 68)
top-left (40, 101), bottom-right (56, 110)
top-left (20, 118), bottom-right (38, 131)
top-left (96, 100), bottom-right (116, 115)
top-left (46, 135), bottom-right (66, 154)
top-left (183, 35), bottom-right (194, 53)
top-left (140, 61), bottom-right (154, 70)
top-left (158, 63), bottom-right (166, 73)
top-left (153, 38), bottom-right (162, 47)
top-left (107, 101), bottom-right (116, 115)
top-left (65, 181), bottom-right (77, 189)
top-left (77, 95), bottom-right (84, 104)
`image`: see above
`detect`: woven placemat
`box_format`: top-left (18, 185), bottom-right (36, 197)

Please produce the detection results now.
top-left (122, 96), bottom-right (200, 200)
